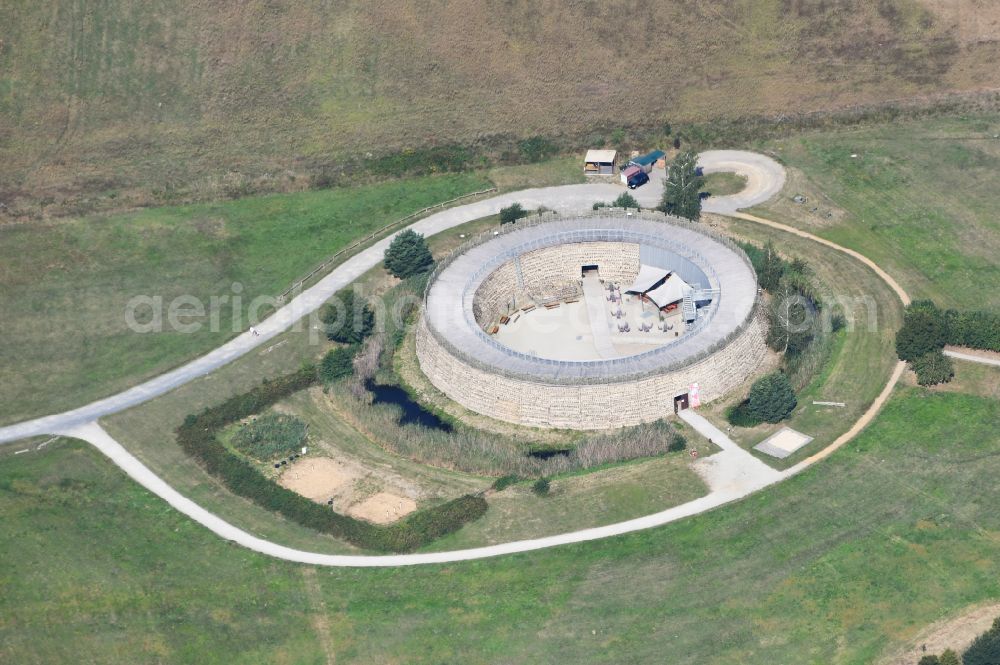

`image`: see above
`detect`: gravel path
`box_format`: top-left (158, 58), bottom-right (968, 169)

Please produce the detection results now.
top-left (944, 348), bottom-right (1000, 368)
top-left (0, 151), bottom-right (911, 567)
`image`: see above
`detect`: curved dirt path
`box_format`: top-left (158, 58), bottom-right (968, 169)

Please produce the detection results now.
top-left (2, 151), bottom-right (912, 567)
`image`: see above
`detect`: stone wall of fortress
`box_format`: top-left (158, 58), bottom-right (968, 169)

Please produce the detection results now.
top-left (473, 242), bottom-right (640, 327)
top-left (416, 308), bottom-right (768, 430)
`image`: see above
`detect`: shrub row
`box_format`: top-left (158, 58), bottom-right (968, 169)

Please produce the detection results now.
top-left (176, 366), bottom-right (487, 552)
top-left (895, 300), bottom-right (998, 385)
top-left (942, 308), bottom-right (1000, 352)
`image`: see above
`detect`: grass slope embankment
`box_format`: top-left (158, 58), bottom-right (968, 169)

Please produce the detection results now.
top-left (755, 116), bottom-right (1000, 311)
top-left (0, 173), bottom-right (488, 425)
top-left (3, 0), bottom-right (997, 216)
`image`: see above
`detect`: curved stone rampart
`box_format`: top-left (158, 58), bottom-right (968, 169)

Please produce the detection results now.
top-left (416, 309), bottom-right (767, 429)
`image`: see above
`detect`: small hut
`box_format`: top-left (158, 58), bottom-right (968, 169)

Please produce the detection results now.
top-left (584, 149), bottom-right (617, 176)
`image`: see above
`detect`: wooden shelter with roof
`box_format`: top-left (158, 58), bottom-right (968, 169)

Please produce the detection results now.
top-left (584, 149), bottom-right (617, 176)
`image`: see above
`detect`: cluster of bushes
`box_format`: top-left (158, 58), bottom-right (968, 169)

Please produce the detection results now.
top-left (894, 300), bottom-right (971, 385)
top-left (336, 384), bottom-right (688, 478)
top-left (739, 240), bottom-right (825, 368)
top-left (365, 144), bottom-right (476, 178)
top-left (726, 240), bottom-right (828, 427)
top-left (517, 136), bottom-right (557, 163)
top-left (918, 649), bottom-right (961, 665)
top-left (943, 309), bottom-right (1000, 352)
top-left (175, 366), bottom-right (487, 552)
top-left (727, 372), bottom-right (798, 427)
top-left (499, 202), bottom-right (530, 225)
top-left (231, 413), bottom-right (308, 461)
top-left (919, 614), bottom-right (1000, 665)
top-left (319, 346), bottom-right (356, 383)
top-left (896, 300), bottom-right (998, 386)
top-left (593, 192), bottom-right (640, 210)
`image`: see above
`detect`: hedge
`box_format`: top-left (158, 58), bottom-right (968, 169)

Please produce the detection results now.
top-left (897, 301), bottom-right (1000, 358)
top-left (176, 366), bottom-right (487, 552)
top-left (943, 308), bottom-right (1000, 352)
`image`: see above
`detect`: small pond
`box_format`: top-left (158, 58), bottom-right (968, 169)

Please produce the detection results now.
top-left (365, 380), bottom-right (453, 432)
top-left (527, 448), bottom-right (571, 460)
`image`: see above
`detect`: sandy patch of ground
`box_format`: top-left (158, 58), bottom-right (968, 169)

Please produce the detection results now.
top-left (348, 492), bottom-right (417, 524)
top-left (880, 602), bottom-right (1000, 665)
top-left (278, 456), bottom-right (420, 524)
top-left (278, 457), bottom-right (352, 501)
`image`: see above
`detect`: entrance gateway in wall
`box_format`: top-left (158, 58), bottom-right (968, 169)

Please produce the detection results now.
top-left (674, 393), bottom-right (689, 413)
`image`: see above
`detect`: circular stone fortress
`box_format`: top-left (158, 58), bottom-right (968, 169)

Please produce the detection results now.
top-left (416, 210), bottom-right (767, 429)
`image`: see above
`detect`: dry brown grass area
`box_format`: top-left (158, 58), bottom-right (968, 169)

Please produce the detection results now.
top-left (4, 0), bottom-right (1000, 217)
top-left (879, 602), bottom-right (1000, 665)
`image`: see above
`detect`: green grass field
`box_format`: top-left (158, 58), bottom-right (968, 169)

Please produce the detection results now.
top-left (703, 172), bottom-right (748, 197)
top-left (0, 173), bottom-right (488, 425)
top-left (702, 214), bottom-right (903, 467)
top-left (755, 115), bottom-right (1000, 310)
top-left (4, 382), bottom-right (999, 663)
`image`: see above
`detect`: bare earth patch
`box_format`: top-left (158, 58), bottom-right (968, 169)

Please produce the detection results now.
top-left (348, 492), bottom-right (417, 524)
top-left (278, 456), bottom-right (418, 524)
top-left (879, 602), bottom-right (1000, 665)
top-left (278, 457), bottom-right (352, 502)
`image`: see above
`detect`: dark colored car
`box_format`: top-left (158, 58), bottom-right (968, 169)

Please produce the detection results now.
top-left (627, 171), bottom-right (649, 189)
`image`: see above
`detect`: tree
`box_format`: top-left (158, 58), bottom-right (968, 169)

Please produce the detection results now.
top-left (938, 649), bottom-right (960, 665)
top-left (320, 289), bottom-right (374, 345)
top-left (384, 229), bottom-right (434, 279)
top-left (518, 136), bottom-right (555, 163)
top-left (964, 616), bottom-right (1000, 665)
top-left (319, 346), bottom-right (355, 383)
top-left (766, 277), bottom-right (816, 356)
top-left (747, 372), bottom-right (797, 423)
top-left (896, 300), bottom-right (947, 361)
top-left (499, 202), bottom-right (529, 225)
top-left (757, 240), bottom-right (786, 291)
top-left (911, 349), bottom-right (954, 386)
top-left (917, 655), bottom-right (940, 665)
top-left (611, 192), bottom-right (640, 209)
top-left (658, 151), bottom-right (703, 221)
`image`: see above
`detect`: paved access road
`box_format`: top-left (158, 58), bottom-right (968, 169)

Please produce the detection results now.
top-left (0, 149), bottom-right (909, 568)
top-left (0, 151), bottom-right (785, 445)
